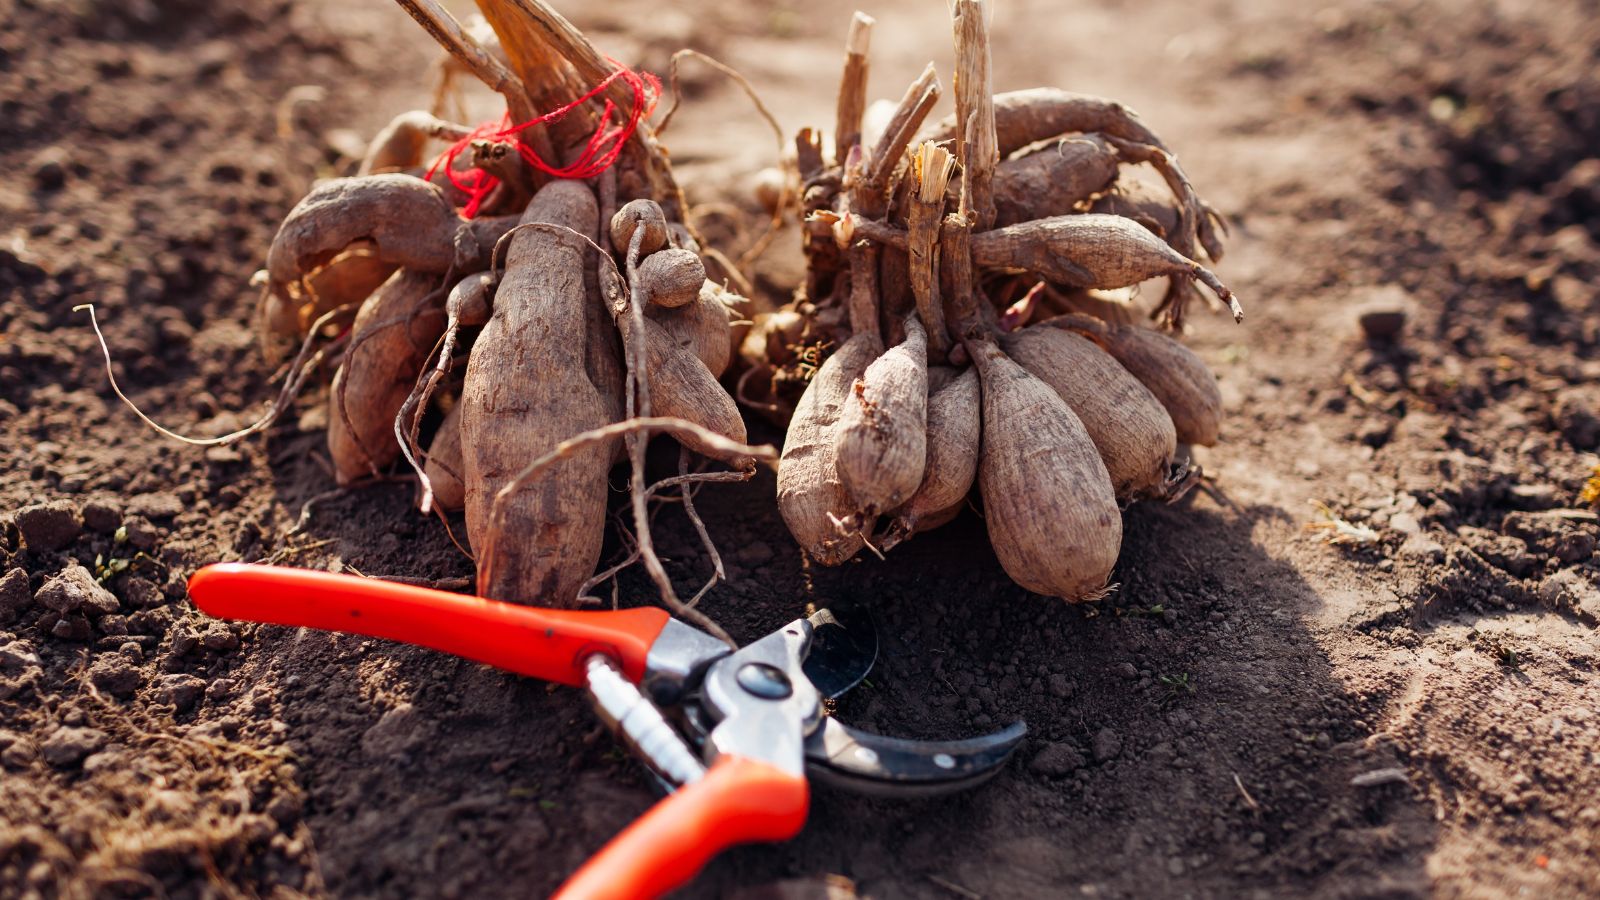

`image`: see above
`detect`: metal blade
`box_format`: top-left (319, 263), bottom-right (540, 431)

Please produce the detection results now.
top-left (803, 717), bottom-right (1028, 797)
top-left (801, 603), bottom-right (878, 701)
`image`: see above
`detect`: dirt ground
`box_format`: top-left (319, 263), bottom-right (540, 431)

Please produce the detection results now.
top-left (3, 0), bottom-right (1598, 896)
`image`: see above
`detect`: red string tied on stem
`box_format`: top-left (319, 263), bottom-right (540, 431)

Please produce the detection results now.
top-left (426, 59), bottom-right (661, 219)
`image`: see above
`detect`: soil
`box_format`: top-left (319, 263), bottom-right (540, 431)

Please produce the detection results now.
top-left (2, 0), bottom-right (1598, 897)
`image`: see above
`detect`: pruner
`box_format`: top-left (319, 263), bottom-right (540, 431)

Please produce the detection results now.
top-left (187, 564), bottom-right (1026, 899)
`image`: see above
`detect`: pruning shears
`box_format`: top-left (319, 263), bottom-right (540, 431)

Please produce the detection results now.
top-left (187, 563), bottom-right (1026, 899)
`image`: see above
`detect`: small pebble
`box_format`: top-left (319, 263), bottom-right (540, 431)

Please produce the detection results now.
top-left (30, 147), bottom-right (68, 190)
top-left (1047, 674), bottom-right (1074, 699)
top-left (156, 674), bottom-right (206, 712)
top-left (88, 656), bottom-right (141, 698)
top-left (81, 499), bottom-right (122, 533)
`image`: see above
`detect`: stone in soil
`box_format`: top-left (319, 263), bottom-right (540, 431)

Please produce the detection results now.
top-left (12, 501), bottom-right (83, 552)
top-left (81, 499), bottom-right (123, 534)
top-left (1352, 286), bottom-right (1413, 341)
top-left (121, 516), bottom-right (161, 552)
top-left (0, 639), bottom-right (40, 670)
top-left (155, 674), bottom-right (207, 712)
top-left (121, 576), bottom-right (163, 608)
top-left (40, 726), bottom-right (108, 767)
top-left (0, 568), bottom-right (31, 619)
top-left (1092, 728), bottom-right (1123, 762)
top-left (88, 655), bottom-right (142, 698)
top-left (361, 704), bottom-right (432, 760)
top-left (1538, 570), bottom-right (1600, 618)
top-left (34, 565), bottom-right (121, 616)
top-left (1030, 742), bottom-right (1087, 777)
top-left (1553, 386), bottom-right (1600, 450)
top-left (1398, 533), bottom-right (1446, 563)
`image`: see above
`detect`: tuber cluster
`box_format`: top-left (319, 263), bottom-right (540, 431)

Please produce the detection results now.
top-left (248, 0), bottom-right (764, 614)
top-left (749, 1), bottom-right (1240, 601)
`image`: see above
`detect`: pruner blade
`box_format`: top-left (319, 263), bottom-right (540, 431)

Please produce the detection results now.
top-left (801, 602), bottom-right (878, 701)
top-left (803, 716), bottom-right (1028, 798)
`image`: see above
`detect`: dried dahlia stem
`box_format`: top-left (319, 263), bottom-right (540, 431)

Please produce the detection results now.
top-left (952, 0), bottom-right (998, 230)
top-left (942, 212), bottom-right (979, 342)
top-left (835, 12), bottom-right (875, 165)
top-left (392, 0), bottom-right (558, 166)
top-left (844, 63), bottom-right (941, 345)
top-left (909, 143), bottom-right (955, 357)
top-left (862, 63), bottom-right (942, 212)
top-left (469, 0), bottom-right (685, 216)
top-left (847, 239), bottom-right (880, 342)
top-left (394, 0), bottom-right (536, 122)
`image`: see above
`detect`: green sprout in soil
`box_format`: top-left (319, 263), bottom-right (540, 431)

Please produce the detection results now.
top-left (94, 550), bottom-right (161, 585)
top-left (1159, 672), bottom-right (1195, 708)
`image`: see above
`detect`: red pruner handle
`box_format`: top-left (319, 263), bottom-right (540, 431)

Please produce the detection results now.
top-left (187, 563), bottom-right (669, 686)
top-left (553, 756), bottom-right (809, 900)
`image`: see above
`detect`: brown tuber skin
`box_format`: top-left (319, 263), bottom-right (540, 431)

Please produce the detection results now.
top-left (647, 280), bottom-right (735, 379)
top-left (609, 198), bottom-right (669, 258)
top-left (882, 365), bottom-right (978, 548)
top-left (448, 272), bottom-right (495, 327)
top-left (288, 253), bottom-right (399, 337)
top-left (970, 339), bottom-right (1121, 601)
top-left (992, 135), bottom-right (1120, 227)
top-left (360, 110), bottom-right (471, 175)
top-left (637, 248), bottom-right (706, 308)
top-left (640, 318), bottom-right (752, 469)
top-left (777, 331), bottom-right (882, 565)
top-left (835, 315), bottom-right (929, 520)
top-left (1090, 181), bottom-right (1181, 244)
top-left (424, 402), bottom-right (467, 514)
top-left (971, 214), bottom-right (1234, 308)
top-left (1046, 314), bottom-right (1223, 446)
top-left (1002, 325), bottom-right (1177, 501)
top-left (928, 88), bottom-right (1168, 162)
top-left (266, 174), bottom-right (517, 307)
top-left (460, 179), bottom-right (609, 607)
top-left (327, 269), bottom-right (445, 485)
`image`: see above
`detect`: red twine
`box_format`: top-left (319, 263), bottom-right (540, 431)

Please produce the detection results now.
top-left (426, 60), bottom-right (661, 219)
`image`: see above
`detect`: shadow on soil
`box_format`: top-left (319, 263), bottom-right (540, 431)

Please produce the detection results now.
top-left (244, 451), bottom-right (1438, 899)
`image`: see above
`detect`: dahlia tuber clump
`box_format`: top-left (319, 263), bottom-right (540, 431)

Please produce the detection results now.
top-left (101, 0), bottom-right (769, 632)
top-left (751, 0), bottom-right (1241, 601)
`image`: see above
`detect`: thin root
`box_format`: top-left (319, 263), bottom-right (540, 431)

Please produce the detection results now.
top-left (80, 303), bottom-right (351, 447)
